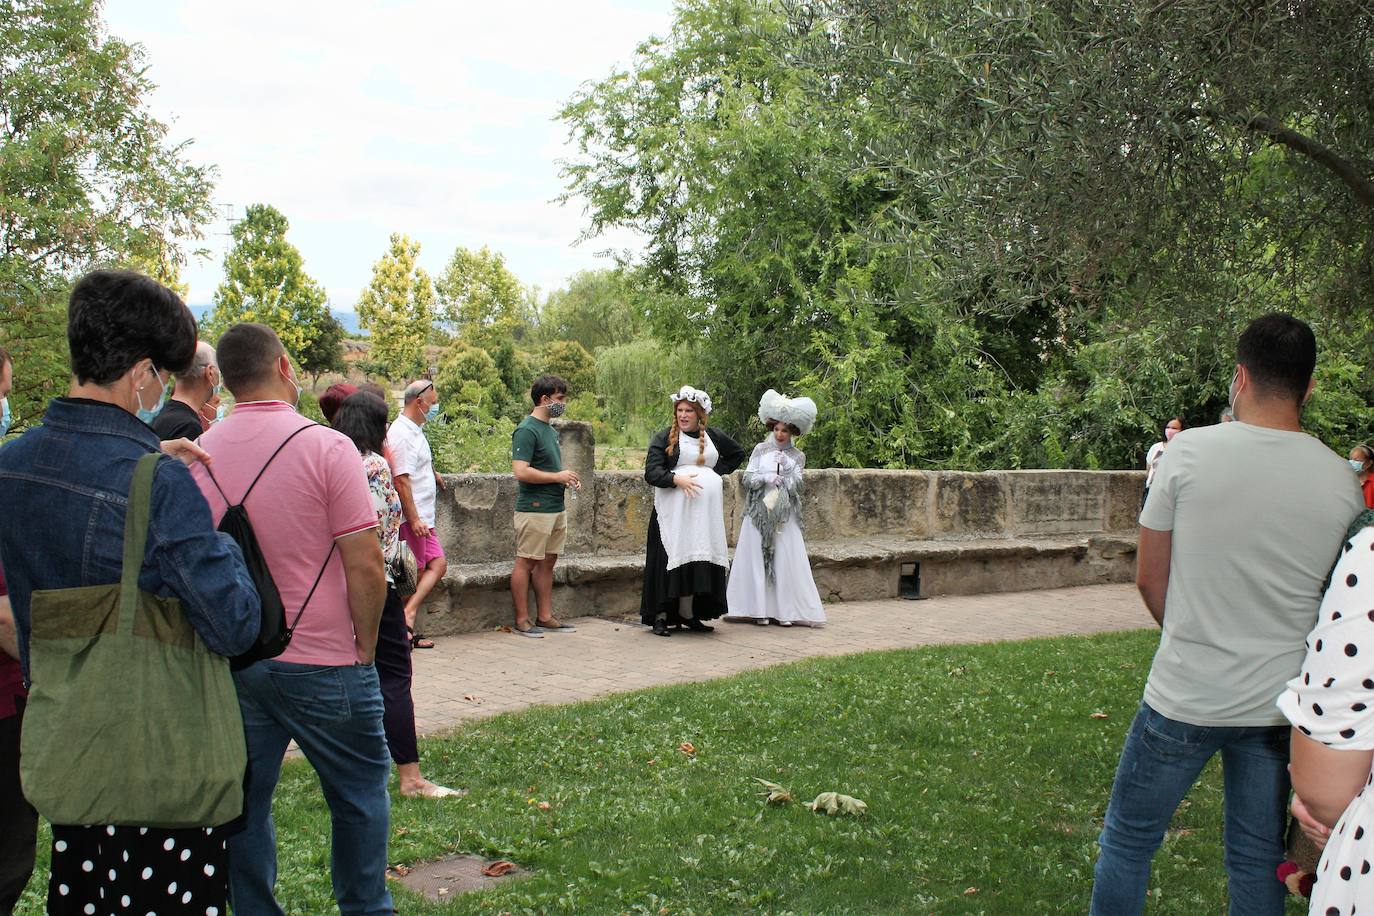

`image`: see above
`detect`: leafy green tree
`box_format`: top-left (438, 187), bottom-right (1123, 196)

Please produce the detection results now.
top-left (356, 234), bottom-right (435, 380)
top-left (434, 245), bottom-right (528, 346)
top-left (539, 268), bottom-right (648, 352)
top-left (537, 340), bottom-right (597, 403)
top-left (434, 343), bottom-right (507, 413)
top-left (0, 0), bottom-right (215, 429)
top-left (298, 310), bottom-right (347, 390)
top-left (208, 204), bottom-right (330, 358)
top-left (562, 0), bottom-right (1373, 469)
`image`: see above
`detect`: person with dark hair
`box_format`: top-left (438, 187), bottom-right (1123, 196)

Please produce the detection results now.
top-left (1091, 313), bottom-right (1365, 915)
top-left (640, 385), bottom-right (746, 637)
top-left (319, 381), bottom-right (359, 426)
top-left (191, 322), bottom-right (391, 914)
top-left (1143, 416), bottom-right (1183, 503)
top-left (509, 374), bottom-right (580, 637)
top-left (152, 340), bottom-right (220, 441)
top-left (0, 270), bottom-right (261, 915)
top-left (334, 392), bottom-right (461, 798)
top-left (1350, 443), bottom-right (1374, 509)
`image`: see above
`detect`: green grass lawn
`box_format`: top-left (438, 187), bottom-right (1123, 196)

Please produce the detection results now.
top-left (16, 630), bottom-right (1308, 914)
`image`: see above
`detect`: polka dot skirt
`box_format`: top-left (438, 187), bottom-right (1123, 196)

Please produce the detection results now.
top-left (46, 823), bottom-right (227, 916)
top-left (1278, 525), bottom-right (1374, 914)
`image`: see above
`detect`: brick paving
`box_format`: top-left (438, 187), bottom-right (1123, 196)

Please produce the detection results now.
top-left (410, 583), bottom-right (1149, 736)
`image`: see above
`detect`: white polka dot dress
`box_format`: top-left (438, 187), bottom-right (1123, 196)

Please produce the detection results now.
top-left (46, 823), bottom-right (227, 915)
top-left (1278, 523), bottom-right (1374, 915)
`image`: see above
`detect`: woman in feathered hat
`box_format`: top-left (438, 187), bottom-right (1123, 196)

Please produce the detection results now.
top-left (724, 389), bottom-right (825, 627)
top-left (639, 385), bottom-right (746, 636)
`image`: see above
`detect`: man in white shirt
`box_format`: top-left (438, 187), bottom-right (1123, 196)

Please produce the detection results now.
top-left (1090, 314), bottom-right (1365, 915)
top-left (388, 379), bottom-right (446, 647)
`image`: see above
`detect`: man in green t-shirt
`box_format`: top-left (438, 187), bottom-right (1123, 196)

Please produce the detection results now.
top-left (510, 374), bottom-right (581, 637)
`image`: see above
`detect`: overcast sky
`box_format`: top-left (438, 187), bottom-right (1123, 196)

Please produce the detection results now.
top-left (103, 0), bottom-right (672, 309)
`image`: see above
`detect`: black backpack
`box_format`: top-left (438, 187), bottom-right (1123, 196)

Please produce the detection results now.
top-left (205, 423), bottom-right (336, 670)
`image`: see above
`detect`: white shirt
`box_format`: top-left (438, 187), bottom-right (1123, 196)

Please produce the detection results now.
top-left (386, 413), bottom-right (436, 526)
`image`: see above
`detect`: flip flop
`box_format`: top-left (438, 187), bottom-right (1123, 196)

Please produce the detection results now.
top-left (535, 617), bottom-right (576, 632)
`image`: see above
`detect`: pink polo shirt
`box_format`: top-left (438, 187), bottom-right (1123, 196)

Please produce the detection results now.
top-left (192, 401), bottom-right (377, 666)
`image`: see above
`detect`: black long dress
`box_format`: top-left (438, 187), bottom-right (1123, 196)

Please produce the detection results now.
top-left (639, 426), bottom-right (746, 625)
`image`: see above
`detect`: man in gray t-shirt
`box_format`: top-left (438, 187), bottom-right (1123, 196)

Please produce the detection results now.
top-left (1091, 314), bottom-right (1365, 916)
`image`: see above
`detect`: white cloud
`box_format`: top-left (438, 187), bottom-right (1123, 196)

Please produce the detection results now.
top-left (103, 0), bottom-right (671, 306)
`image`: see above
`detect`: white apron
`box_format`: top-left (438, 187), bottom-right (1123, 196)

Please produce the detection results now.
top-left (653, 430), bottom-right (728, 571)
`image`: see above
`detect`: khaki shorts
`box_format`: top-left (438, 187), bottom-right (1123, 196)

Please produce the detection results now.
top-left (514, 511), bottom-right (568, 560)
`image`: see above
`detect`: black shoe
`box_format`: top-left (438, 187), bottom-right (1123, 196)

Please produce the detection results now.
top-left (652, 617), bottom-right (671, 637)
top-left (684, 618), bottom-right (714, 632)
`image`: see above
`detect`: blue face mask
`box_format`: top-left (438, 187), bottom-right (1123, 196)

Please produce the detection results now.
top-left (135, 366), bottom-right (169, 424)
top-left (214, 403), bottom-right (226, 423)
top-left (0, 398), bottom-right (10, 437)
top-left (426, 402), bottom-right (440, 422)
top-left (1351, 459), bottom-right (1367, 473)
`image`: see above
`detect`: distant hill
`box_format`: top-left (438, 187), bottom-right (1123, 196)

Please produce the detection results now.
top-left (189, 305), bottom-right (366, 337)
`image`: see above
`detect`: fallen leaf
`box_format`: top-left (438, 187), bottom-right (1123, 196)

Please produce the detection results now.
top-left (482, 860), bottom-right (517, 877)
top-left (437, 887), bottom-right (449, 896)
top-left (753, 777), bottom-right (795, 805)
top-left (463, 694), bottom-right (482, 703)
top-left (679, 742), bottom-right (696, 756)
top-left (498, 625), bottom-right (512, 633)
top-left (537, 801), bottom-right (551, 810)
top-left (388, 864), bottom-right (410, 877)
top-left (807, 792), bottom-right (868, 816)
top-left (1090, 711), bottom-right (1110, 720)
top-left (647, 759), bottom-right (657, 766)
top-left (393, 827), bottom-right (408, 837)
top-left (964, 887), bottom-right (979, 896)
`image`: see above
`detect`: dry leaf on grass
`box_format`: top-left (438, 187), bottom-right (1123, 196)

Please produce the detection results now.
top-left (537, 801), bottom-right (551, 811)
top-left (679, 741), bottom-right (696, 756)
top-left (753, 778), bottom-right (795, 805)
top-left (1089, 711), bottom-right (1110, 720)
top-left (807, 792), bottom-right (868, 816)
top-left (482, 860), bottom-right (518, 877)
top-left (964, 887), bottom-right (979, 895)
top-left (386, 864), bottom-right (410, 878)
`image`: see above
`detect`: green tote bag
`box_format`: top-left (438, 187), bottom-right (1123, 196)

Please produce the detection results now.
top-left (20, 451), bottom-right (248, 827)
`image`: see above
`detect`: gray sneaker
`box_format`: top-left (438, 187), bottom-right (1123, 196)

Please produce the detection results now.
top-left (514, 623), bottom-right (544, 638)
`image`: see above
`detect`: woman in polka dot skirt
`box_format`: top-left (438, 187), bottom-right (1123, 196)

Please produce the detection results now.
top-left (48, 824), bottom-right (227, 915)
top-left (1279, 507), bottom-right (1374, 915)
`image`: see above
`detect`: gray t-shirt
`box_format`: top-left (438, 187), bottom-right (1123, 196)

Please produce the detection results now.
top-left (1140, 421), bottom-right (1364, 726)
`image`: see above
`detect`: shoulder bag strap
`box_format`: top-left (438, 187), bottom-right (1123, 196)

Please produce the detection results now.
top-left (118, 452), bottom-right (164, 634)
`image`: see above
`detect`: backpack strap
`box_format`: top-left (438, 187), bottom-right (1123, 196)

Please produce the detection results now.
top-left (286, 541), bottom-right (338, 637)
top-left (204, 422), bottom-right (319, 508)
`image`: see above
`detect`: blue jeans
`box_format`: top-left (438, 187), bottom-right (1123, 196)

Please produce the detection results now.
top-left (1091, 702), bottom-right (1289, 916)
top-left (228, 660), bottom-right (393, 916)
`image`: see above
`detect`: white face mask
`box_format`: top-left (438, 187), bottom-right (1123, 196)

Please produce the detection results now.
top-left (280, 365), bottom-right (302, 410)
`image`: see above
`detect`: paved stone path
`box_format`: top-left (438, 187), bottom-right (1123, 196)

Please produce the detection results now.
top-left (410, 583), bottom-right (1148, 736)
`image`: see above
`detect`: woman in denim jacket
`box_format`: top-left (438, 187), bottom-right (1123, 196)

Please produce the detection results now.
top-left (0, 270), bottom-right (261, 915)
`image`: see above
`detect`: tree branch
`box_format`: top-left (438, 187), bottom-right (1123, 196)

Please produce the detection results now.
top-left (1246, 115), bottom-right (1374, 208)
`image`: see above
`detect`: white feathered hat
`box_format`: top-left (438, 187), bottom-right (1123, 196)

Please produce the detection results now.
top-left (758, 388), bottom-right (817, 436)
top-left (669, 385), bottom-right (712, 415)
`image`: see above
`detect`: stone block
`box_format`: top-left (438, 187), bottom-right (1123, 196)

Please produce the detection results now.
top-left (552, 420), bottom-right (596, 555)
top-left (797, 470), bottom-right (841, 542)
top-left (830, 470), bottom-right (931, 539)
top-left (930, 472), bottom-right (1009, 538)
top-left (1102, 471), bottom-right (1147, 533)
top-left (593, 472), bottom-right (652, 555)
top-left (1005, 471), bottom-right (1107, 536)
top-left (433, 474), bottom-right (516, 564)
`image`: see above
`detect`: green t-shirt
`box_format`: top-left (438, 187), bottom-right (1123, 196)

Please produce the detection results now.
top-left (512, 415), bottom-right (564, 513)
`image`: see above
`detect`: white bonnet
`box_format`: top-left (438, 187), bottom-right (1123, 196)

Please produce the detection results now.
top-left (758, 388), bottom-right (817, 436)
top-left (669, 385), bottom-right (712, 415)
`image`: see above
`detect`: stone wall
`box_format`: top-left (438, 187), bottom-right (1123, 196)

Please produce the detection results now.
top-left (416, 421), bottom-right (1145, 634)
top-left (432, 423), bottom-right (1145, 559)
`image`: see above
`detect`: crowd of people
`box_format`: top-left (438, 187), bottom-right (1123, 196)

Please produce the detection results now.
top-left (0, 270), bottom-right (1371, 914)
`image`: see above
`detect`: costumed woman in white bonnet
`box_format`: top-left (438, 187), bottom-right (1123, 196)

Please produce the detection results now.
top-left (640, 385), bottom-right (746, 636)
top-left (725, 389), bottom-right (825, 627)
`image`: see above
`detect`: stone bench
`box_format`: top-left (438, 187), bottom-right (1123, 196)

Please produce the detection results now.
top-left (414, 533), bottom-right (1138, 636)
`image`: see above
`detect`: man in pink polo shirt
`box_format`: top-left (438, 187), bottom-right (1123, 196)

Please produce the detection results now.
top-left (193, 323), bottom-right (390, 915)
